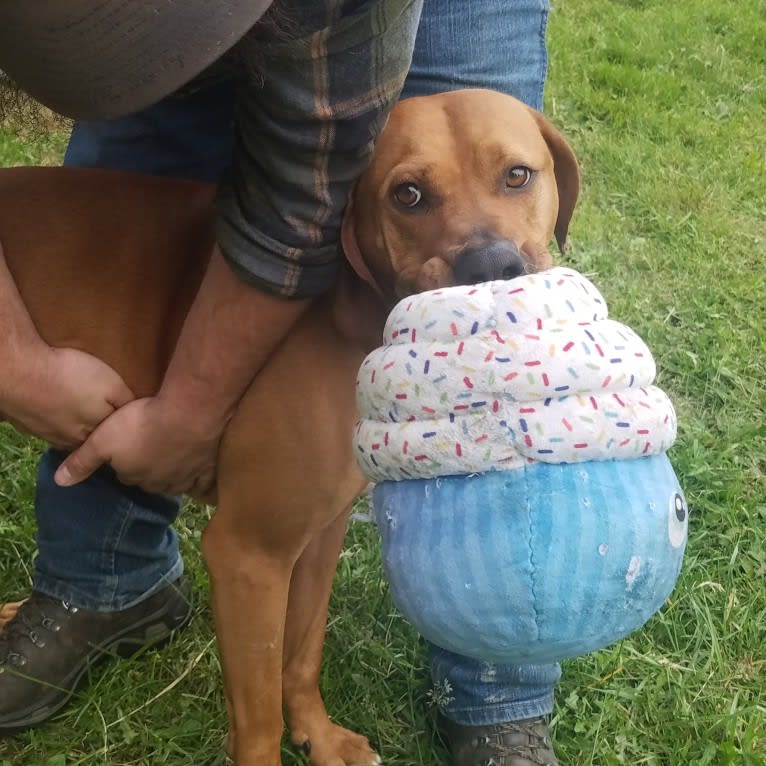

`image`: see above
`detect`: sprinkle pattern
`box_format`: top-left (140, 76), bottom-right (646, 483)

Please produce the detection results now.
top-left (354, 268), bottom-right (677, 482)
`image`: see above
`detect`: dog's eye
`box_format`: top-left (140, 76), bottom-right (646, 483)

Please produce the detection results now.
top-left (393, 183), bottom-right (422, 208)
top-left (506, 166), bottom-right (533, 189)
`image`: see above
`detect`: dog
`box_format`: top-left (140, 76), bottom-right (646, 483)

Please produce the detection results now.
top-left (0, 89), bottom-right (578, 765)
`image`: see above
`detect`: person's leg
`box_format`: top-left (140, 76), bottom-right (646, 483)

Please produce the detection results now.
top-left (33, 451), bottom-right (184, 610)
top-left (1, 79), bottom-right (236, 733)
top-left (402, 0), bottom-right (548, 110)
top-left (402, 2), bottom-right (561, 764)
top-left (428, 646), bottom-right (560, 765)
top-left (33, 78), bottom-right (238, 607)
top-left (0, 451), bottom-right (192, 731)
top-left (64, 79), bottom-right (237, 182)
top-left (44, 79), bottom-right (237, 607)
top-left (428, 646), bottom-right (561, 728)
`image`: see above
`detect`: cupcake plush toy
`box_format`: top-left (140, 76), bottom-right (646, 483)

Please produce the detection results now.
top-left (354, 267), bottom-right (687, 664)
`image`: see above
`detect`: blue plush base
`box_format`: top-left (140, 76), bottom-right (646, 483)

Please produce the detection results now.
top-left (373, 454), bottom-right (687, 664)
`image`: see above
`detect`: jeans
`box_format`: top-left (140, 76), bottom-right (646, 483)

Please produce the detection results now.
top-left (34, 451), bottom-right (183, 609)
top-left (35, 0), bottom-right (557, 726)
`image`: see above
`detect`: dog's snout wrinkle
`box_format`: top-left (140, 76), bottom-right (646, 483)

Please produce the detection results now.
top-left (453, 240), bottom-right (527, 285)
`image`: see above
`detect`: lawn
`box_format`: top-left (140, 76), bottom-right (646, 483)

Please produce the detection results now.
top-left (1, 0), bottom-right (764, 764)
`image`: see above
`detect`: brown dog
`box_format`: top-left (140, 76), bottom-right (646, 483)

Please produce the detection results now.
top-left (0, 89), bottom-right (578, 765)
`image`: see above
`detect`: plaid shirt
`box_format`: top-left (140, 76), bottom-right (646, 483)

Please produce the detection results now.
top-left (215, 0), bottom-right (422, 298)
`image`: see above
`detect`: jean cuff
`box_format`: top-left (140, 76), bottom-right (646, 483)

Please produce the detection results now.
top-left (440, 687), bottom-right (556, 727)
top-left (33, 557), bottom-right (184, 612)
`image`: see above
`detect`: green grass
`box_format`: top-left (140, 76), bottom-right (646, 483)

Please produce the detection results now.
top-left (1, 0), bottom-right (765, 763)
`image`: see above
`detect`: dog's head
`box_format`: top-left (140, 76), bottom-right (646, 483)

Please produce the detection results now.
top-left (342, 89), bottom-right (579, 303)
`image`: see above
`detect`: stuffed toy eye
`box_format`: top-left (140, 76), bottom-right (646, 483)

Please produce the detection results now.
top-left (667, 491), bottom-right (688, 549)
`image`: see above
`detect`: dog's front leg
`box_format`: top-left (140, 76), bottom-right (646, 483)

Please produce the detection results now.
top-left (202, 510), bottom-right (291, 766)
top-left (204, 302), bottom-right (371, 765)
top-left (282, 505), bottom-right (381, 766)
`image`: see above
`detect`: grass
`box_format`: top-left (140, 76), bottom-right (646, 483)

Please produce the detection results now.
top-left (1, 0), bottom-right (764, 763)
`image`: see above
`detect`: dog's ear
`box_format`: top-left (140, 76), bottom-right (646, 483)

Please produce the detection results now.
top-left (334, 193), bottom-right (388, 350)
top-left (341, 192), bottom-right (384, 296)
top-left (529, 108), bottom-right (580, 254)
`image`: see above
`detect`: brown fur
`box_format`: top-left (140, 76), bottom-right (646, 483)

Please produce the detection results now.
top-left (0, 90), bottom-right (578, 765)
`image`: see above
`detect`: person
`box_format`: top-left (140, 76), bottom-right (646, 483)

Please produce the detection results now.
top-left (0, 2), bottom-right (561, 764)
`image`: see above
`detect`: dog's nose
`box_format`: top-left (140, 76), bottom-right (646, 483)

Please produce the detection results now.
top-left (453, 241), bottom-right (527, 285)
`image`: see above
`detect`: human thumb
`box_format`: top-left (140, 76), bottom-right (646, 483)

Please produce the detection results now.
top-left (55, 429), bottom-right (110, 487)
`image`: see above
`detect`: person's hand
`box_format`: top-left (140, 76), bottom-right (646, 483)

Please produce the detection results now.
top-left (53, 394), bottom-right (223, 496)
top-left (51, 246), bottom-right (310, 496)
top-left (1, 345), bottom-right (135, 450)
top-left (0, 241), bottom-right (134, 448)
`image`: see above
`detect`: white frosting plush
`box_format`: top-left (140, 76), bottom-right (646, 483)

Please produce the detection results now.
top-left (354, 268), bottom-right (677, 482)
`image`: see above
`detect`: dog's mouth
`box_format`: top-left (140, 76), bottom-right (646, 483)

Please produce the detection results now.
top-left (390, 237), bottom-right (553, 300)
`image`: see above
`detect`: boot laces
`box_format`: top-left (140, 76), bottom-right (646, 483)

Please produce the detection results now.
top-left (0, 593), bottom-right (70, 666)
top-left (475, 719), bottom-right (556, 766)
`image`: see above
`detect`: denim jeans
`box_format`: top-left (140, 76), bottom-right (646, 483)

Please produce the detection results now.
top-left (34, 450), bottom-right (183, 609)
top-left (36, 0), bottom-right (558, 726)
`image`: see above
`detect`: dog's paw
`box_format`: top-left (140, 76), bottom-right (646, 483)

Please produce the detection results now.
top-left (292, 720), bottom-right (381, 766)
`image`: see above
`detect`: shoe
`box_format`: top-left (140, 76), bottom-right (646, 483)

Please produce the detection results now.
top-left (0, 577), bottom-right (191, 733)
top-left (439, 713), bottom-right (559, 766)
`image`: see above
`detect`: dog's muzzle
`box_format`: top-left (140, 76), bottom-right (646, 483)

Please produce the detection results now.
top-left (453, 240), bottom-right (528, 284)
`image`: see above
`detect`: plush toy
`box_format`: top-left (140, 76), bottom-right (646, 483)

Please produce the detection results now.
top-left (354, 267), bottom-right (688, 664)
